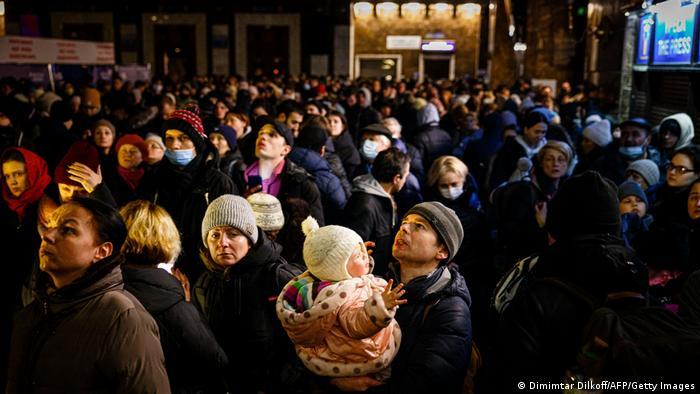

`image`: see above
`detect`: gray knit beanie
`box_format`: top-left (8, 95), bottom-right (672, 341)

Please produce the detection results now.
top-left (626, 159), bottom-right (660, 187)
top-left (202, 194), bottom-right (259, 245)
top-left (404, 202), bottom-right (464, 262)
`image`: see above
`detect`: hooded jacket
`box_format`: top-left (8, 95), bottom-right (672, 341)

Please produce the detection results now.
top-left (288, 146), bottom-right (347, 215)
top-left (122, 266), bottom-right (229, 393)
top-left (7, 255), bottom-right (170, 393)
top-left (332, 130), bottom-right (362, 182)
top-left (278, 159), bottom-right (326, 226)
top-left (381, 263), bottom-right (472, 394)
top-left (491, 234), bottom-right (647, 390)
top-left (661, 113), bottom-right (695, 152)
top-left (193, 229), bottom-right (301, 393)
top-left (343, 174), bottom-right (396, 277)
top-left (412, 103), bottom-right (452, 170)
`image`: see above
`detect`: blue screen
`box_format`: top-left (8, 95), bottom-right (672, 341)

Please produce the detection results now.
top-left (636, 13), bottom-right (654, 64)
top-left (652, 1), bottom-right (696, 65)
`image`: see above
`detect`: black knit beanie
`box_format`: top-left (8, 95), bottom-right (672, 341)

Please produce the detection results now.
top-left (546, 171), bottom-right (621, 240)
top-left (405, 202), bottom-right (464, 263)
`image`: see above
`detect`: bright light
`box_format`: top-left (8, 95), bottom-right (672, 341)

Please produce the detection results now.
top-left (401, 2), bottom-right (426, 18)
top-left (514, 42), bottom-right (527, 51)
top-left (489, 3), bottom-right (496, 10)
top-left (422, 40), bottom-right (456, 52)
top-left (0, 2), bottom-right (5, 16)
top-left (429, 3), bottom-right (453, 18)
top-left (509, 24), bottom-right (515, 37)
top-left (456, 3), bottom-right (481, 18)
top-left (353, 2), bottom-right (373, 18)
top-left (376, 2), bottom-right (399, 18)
top-left (624, 11), bottom-right (630, 16)
top-left (642, 1), bottom-right (648, 9)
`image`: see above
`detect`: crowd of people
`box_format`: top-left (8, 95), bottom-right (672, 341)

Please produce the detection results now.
top-left (1, 72), bottom-right (699, 393)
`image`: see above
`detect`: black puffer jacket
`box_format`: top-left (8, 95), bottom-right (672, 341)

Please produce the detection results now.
top-left (343, 174), bottom-right (396, 277)
top-left (411, 124), bottom-right (453, 171)
top-left (122, 265), bottom-right (229, 393)
top-left (278, 159), bottom-right (325, 226)
top-left (491, 235), bottom-right (647, 391)
top-left (332, 130), bottom-right (361, 182)
top-left (193, 230), bottom-right (302, 393)
top-left (138, 152), bottom-right (237, 282)
top-left (380, 263), bottom-right (473, 394)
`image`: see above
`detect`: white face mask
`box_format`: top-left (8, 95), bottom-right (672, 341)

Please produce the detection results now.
top-left (439, 186), bottom-right (463, 201)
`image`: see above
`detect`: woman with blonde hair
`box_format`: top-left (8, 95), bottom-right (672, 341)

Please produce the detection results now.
top-left (120, 200), bottom-right (228, 393)
top-left (425, 156), bottom-right (487, 276)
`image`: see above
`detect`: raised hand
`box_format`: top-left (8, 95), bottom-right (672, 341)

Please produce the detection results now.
top-left (67, 163), bottom-right (102, 193)
top-left (381, 279), bottom-right (407, 309)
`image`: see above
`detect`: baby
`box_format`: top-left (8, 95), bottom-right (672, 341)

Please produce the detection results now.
top-left (276, 217), bottom-right (405, 378)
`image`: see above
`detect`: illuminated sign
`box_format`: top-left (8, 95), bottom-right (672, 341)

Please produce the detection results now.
top-left (386, 35), bottom-right (422, 50)
top-left (636, 13), bottom-right (654, 64)
top-left (651, 0), bottom-right (696, 64)
top-left (421, 40), bottom-right (455, 52)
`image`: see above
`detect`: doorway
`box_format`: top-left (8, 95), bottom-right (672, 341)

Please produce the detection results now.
top-left (246, 25), bottom-right (290, 77)
top-left (419, 54), bottom-right (455, 82)
top-left (154, 25), bottom-right (196, 82)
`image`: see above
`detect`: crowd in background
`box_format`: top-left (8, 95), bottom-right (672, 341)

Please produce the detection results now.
top-left (1, 71), bottom-right (700, 393)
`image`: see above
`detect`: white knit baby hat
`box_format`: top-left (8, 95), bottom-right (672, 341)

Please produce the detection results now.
top-left (302, 216), bottom-right (364, 282)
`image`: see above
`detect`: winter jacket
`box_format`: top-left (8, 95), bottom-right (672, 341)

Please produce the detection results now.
top-left (393, 138), bottom-right (425, 184)
top-left (138, 151), bottom-right (237, 282)
top-left (489, 136), bottom-right (546, 191)
top-left (289, 147), bottom-right (347, 218)
top-left (219, 148), bottom-right (247, 193)
top-left (324, 144), bottom-right (353, 202)
top-left (7, 255), bottom-right (170, 393)
top-left (343, 174), bottom-right (396, 277)
top-left (278, 159), bottom-right (326, 226)
top-left (193, 229), bottom-right (302, 393)
top-left (122, 265), bottom-right (229, 393)
top-left (490, 235), bottom-right (647, 391)
top-left (424, 183), bottom-right (488, 279)
top-left (379, 263), bottom-right (472, 394)
top-left (332, 131), bottom-right (362, 182)
top-left (277, 272), bottom-right (401, 377)
top-left (412, 125), bottom-right (453, 172)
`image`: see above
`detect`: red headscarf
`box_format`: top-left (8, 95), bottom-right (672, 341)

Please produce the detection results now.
top-left (115, 134), bottom-right (147, 191)
top-left (2, 147), bottom-right (52, 220)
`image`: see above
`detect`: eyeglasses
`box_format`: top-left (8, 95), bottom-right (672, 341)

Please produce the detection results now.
top-left (666, 164), bottom-right (696, 175)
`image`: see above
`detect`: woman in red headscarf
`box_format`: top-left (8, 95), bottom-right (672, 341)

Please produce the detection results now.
top-left (1, 147), bottom-right (53, 381)
top-left (103, 134), bottom-right (148, 206)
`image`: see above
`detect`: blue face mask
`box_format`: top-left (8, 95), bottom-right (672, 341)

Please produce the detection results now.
top-left (619, 146), bottom-right (645, 160)
top-left (165, 148), bottom-right (196, 167)
top-left (361, 139), bottom-right (379, 161)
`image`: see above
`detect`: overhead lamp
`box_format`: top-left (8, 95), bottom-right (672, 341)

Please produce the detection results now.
top-left (429, 3), bottom-right (453, 18)
top-left (401, 2), bottom-right (426, 18)
top-left (376, 2), bottom-right (399, 18)
top-left (513, 42), bottom-right (527, 52)
top-left (456, 3), bottom-right (481, 18)
top-left (353, 2), bottom-right (374, 18)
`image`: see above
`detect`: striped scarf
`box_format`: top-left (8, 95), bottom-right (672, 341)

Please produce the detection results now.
top-left (282, 273), bottom-right (335, 313)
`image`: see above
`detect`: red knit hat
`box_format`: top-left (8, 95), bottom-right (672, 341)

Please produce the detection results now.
top-left (54, 141), bottom-right (100, 186)
top-left (162, 105), bottom-right (207, 152)
top-left (115, 133), bottom-right (148, 159)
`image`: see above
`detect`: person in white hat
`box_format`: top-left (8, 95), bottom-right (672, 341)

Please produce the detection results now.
top-left (276, 216), bottom-right (404, 381)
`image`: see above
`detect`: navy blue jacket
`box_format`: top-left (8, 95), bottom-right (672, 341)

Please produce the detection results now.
top-left (289, 147), bottom-right (348, 216)
top-left (383, 264), bottom-right (473, 394)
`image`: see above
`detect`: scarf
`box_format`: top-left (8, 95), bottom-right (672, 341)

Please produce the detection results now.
top-left (117, 166), bottom-right (144, 191)
top-left (282, 272), bottom-right (335, 313)
top-left (2, 148), bottom-right (52, 221)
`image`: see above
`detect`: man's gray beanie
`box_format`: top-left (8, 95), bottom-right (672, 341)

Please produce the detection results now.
top-left (202, 194), bottom-right (259, 245)
top-left (405, 202), bottom-right (464, 262)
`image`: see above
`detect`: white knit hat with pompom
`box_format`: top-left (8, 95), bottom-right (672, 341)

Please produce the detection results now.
top-left (302, 216), bottom-right (364, 282)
